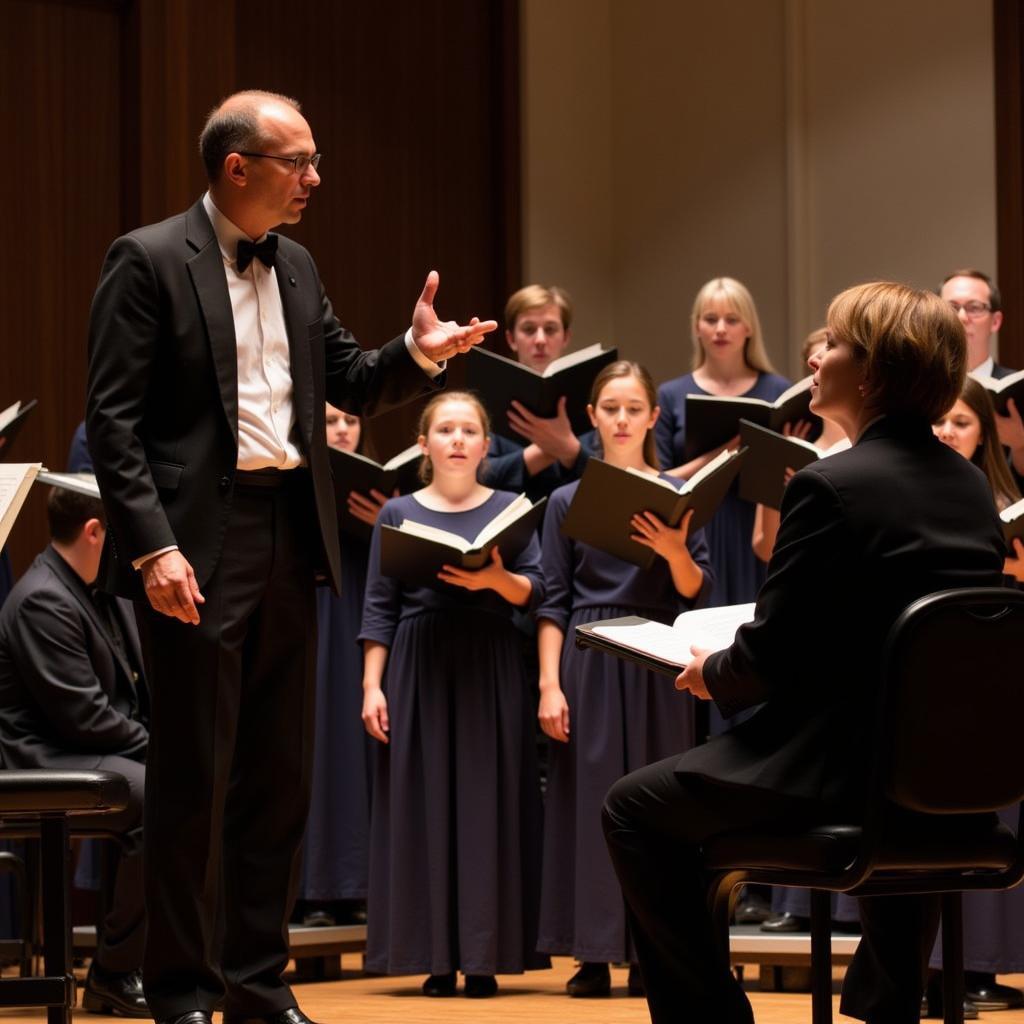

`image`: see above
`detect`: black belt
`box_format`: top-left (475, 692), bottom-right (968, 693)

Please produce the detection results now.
top-left (234, 468), bottom-right (300, 490)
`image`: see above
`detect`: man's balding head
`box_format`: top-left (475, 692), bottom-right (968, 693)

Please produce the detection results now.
top-left (199, 89), bottom-right (301, 182)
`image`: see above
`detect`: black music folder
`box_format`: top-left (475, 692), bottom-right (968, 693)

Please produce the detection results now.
top-left (379, 494), bottom-right (546, 587)
top-left (329, 444), bottom-right (422, 541)
top-left (559, 448), bottom-right (746, 569)
top-left (980, 369), bottom-right (1024, 416)
top-left (467, 344), bottom-right (618, 436)
top-left (737, 419), bottom-right (821, 509)
top-left (683, 376), bottom-right (819, 461)
top-left (0, 399), bottom-right (38, 459)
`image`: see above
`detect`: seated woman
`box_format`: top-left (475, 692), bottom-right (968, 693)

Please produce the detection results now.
top-left (601, 282), bottom-right (1007, 1024)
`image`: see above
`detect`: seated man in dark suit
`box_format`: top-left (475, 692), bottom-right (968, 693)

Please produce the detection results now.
top-left (0, 481), bottom-right (148, 1017)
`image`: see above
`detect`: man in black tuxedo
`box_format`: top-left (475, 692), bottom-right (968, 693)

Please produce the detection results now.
top-left (601, 283), bottom-right (1007, 1024)
top-left (0, 483), bottom-right (149, 1017)
top-left (86, 89), bottom-right (495, 1024)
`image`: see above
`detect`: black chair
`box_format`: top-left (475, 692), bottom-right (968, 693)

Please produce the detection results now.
top-left (0, 770), bottom-right (128, 1024)
top-left (0, 846), bottom-right (31, 976)
top-left (703, 587), bottom-right (1024, 1024)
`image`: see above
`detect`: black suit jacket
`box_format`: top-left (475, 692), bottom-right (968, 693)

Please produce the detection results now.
top-left (992, 361), bottom-right (1016, 380)
top-left (86, 198), bottom-right (438, 597)
top-left (680, 416), bottom-right (1006, 807)
top-left (0, 547), bottom-right (147, 769)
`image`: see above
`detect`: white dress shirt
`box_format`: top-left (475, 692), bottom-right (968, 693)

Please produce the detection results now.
top-left (969, 355), bottom-right (995, 381)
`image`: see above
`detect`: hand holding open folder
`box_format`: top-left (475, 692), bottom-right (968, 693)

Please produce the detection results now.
top-left (575, 603), bottom-right (755, 676)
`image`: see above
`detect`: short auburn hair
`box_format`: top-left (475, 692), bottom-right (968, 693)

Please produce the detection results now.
top-left (827, 282), bottom-right (966, 423)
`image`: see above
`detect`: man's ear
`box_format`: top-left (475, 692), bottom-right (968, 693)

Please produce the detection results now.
top-left (83, 518), bottom-right (105, 545)
top-left (223, 154), bottom-right (248, 187)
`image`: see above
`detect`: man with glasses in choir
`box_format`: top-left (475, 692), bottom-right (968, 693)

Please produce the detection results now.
top-left (940, 268), bottom-right (1024, 476)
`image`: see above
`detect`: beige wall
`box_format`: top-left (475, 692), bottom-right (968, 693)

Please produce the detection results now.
top-left (521, 0), bottom-right (996, 383)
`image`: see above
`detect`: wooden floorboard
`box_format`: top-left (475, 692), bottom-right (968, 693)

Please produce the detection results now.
top-left (3, 957), bottom-right (1023, 1024)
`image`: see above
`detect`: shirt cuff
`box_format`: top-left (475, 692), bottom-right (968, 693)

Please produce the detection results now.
top-left (132, 545), bottom-right (178, 571)
top-left (405, 328), bottom-right (446, 379)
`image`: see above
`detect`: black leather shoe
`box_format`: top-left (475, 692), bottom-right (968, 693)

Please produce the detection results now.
top-left (421, 972), bottom-right (457, 997)
top-left (223, 1009), bottom-right (323, 1024)
top-left (964, 973), bottom-right (1024, 1010)
top-left (733, 894), bottom-right (772, 925)
top-left (81, 964), bottom-right (150, 1018)
top-left (464, 974), bottom-right (497, 998)
top-left (566, 962), bottom-right (610, 997)
top-left (301, 908), bottom-right (336, 927)
top-left (760, 912), bottom-right (810, 933)
top-left (627, 963), bottom-right (645, 997)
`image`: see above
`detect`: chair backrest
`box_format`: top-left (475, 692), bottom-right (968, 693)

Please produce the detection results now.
top-left (877, 587), bottom-right (1024, 815)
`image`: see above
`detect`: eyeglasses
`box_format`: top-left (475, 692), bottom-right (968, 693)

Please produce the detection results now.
top-left (237, 151), bottom-right (322, 174)
top-left (947, 300), bottom-right (992, 319)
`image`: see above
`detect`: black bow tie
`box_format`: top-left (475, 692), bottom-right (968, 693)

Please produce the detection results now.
top-left (236, 235), bottom-right (278, 272)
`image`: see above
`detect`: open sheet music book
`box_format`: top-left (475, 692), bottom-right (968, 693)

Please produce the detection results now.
top-left (36, 470), bottom-right (101, 498)
top-left (329, 443), bottom-right (422, 541)
top-left (379, 494), bottom-right (546, 587)
top-left (560, 448), bottom-right (746, 569)
top-left (467, 343), bottom-right (618, 436)
top-left (0, 399), bottom-right (38, 458)
top-left (574, 603), bottom-right (755, 676)
top-left (1000, 496), bottom-right (1024, 548)
top-left (979, 369), bottom-right (1024, 416)
top-left (0, 463), bottom-right (42, 549)
top-left (683, 376), bottom-right (820, 461)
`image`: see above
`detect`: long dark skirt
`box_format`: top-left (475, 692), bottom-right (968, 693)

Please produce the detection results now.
top-left (538, 604), bottom-right (697, 963)
top-left (365, 609), bottom-right (547, 976)
top-left (300, 547), bottom-right (374, 901)
top-left (929, 805), bottom-right (1024, 973)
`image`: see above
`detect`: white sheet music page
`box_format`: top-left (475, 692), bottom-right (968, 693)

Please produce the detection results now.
top-left (0, 463), bottom-right (42, 549)
top-left (593, 603), bottom-right (756, 668)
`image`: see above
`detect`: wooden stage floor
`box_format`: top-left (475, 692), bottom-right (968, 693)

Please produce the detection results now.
top-left (4, 956), bottom-right (1024, 1024)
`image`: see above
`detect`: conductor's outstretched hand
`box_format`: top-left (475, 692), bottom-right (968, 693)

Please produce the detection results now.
top-left (411, 270), bottom-right (498, 363)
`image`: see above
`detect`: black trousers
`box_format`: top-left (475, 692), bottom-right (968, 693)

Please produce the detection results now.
top-left (77, 755), bottom-right (146, 973)
top-left (136, 474), bottom-right (319, 1019)
top-left (602, 756), bottom-right (940, 1024)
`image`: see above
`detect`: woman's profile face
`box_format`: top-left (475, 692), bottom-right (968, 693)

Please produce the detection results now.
top-left (808, 332), bottom-right (864, 421)
top-left (932, 399), bottom-right (983, 462)
top-left (696, 297), bottom-right (749, 363)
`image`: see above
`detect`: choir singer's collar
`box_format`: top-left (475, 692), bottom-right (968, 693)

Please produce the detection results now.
top-left (969, 355), bottom-right (995, 381)
top-left (202, 192), bottom-right (269, 269)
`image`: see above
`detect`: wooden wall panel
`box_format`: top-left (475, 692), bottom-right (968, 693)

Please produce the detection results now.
top-left (0, 0), bottom-right (519, 575)
top-left (995, 0), bottom-right (1024, 369)
top-left (1, 0), bottom-right (123, 575)
top-left (234, 0), bottom-right (520, 456)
